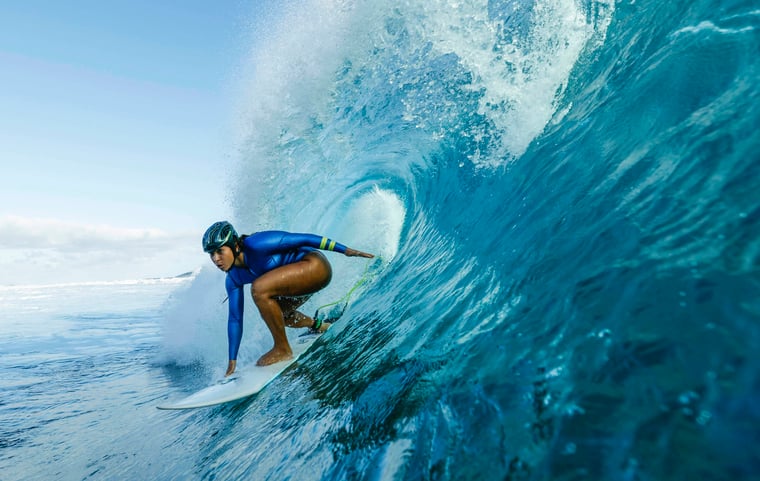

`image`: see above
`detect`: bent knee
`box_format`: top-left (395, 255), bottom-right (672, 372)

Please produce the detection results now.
top-left (250, 281), bottom-right (273, 303)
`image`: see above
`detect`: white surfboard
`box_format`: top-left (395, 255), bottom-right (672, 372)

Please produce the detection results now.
top-left (157, 333), bottom-right (320, 410)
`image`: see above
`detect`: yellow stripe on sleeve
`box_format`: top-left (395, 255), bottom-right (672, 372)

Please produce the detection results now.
top-left (320, 237), bottom-right (328, 249)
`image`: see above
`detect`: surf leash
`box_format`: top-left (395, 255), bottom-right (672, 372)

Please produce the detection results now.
top-left (313, 257), bottom-right (380, 322)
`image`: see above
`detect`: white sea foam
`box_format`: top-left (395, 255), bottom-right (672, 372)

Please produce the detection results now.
top-left (673, 19), bottom-right (756, 36)
top-left (404, 0), bottom-right (615, 164)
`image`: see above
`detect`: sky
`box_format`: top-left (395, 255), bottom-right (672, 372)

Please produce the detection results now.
top-left (0, 1), bottom-right (262, 285)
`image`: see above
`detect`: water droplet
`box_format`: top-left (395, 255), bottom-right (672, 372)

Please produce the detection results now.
top-left (563, 442), bottom-right (577, 455)
top-left (696, 410), bottom-right (712, 425)
top-left (678, 391), bottom-right (698, 404)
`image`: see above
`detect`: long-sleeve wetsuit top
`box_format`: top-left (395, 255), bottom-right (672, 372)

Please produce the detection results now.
top-left (225, 231), bottom-right (347, 361)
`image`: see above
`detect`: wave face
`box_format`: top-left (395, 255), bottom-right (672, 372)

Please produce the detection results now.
top-left (179, 1), bottom-right (760, 479)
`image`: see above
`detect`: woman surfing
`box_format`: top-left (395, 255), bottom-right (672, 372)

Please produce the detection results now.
top-left (202, 221), bottom-right (374, 375)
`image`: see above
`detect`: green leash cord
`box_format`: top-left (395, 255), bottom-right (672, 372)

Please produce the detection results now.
top-left (313, 258), bottom-right (379, 322)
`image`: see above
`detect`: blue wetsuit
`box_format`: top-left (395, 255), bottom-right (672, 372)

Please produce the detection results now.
top-left (225, 231), bottom-right (347, 361)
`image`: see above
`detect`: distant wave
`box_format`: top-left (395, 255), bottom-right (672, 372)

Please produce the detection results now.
top-left (0, 270), bottom-right (199, 291)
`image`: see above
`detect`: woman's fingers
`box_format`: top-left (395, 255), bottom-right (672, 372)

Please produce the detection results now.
top-left (346, 248), bottom-right (374, 258)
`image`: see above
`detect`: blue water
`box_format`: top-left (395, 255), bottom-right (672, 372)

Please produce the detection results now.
top-left (3, 0), bottom-right (759, 479)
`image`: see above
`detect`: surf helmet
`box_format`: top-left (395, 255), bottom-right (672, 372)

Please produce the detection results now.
top-left (202, 221), bottom-right (238, 253)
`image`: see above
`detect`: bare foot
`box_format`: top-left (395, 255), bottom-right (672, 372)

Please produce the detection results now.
top-left (317, 321), bottom-right (331, 333)
top-left (256, 346), bottom-right (293, 366)
top-left (225, 360), bottom-right (237, 376)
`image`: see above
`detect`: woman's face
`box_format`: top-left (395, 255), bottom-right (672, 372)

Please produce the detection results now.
top-left (209, 245), bottom-right (235, 272)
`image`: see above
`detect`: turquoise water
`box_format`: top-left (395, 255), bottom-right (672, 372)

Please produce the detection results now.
top-left (0, 280), bottom-right (199, 480)
top-left (3, 0), bottom-right (759, 479)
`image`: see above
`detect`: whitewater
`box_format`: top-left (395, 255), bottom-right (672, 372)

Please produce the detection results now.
top-left (2, 0), bottom-right (759, 479)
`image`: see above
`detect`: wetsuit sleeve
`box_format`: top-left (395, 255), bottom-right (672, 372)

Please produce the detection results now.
top-left (225, 275), bottom-right (244, 361)
top-left (254, 231), bottom-right (348, 254)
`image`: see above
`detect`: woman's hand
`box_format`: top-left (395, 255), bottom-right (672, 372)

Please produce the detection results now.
top-left (345, 247), bottom-right (374, 258)
top-left (225, 360), bottom-right (237, 377)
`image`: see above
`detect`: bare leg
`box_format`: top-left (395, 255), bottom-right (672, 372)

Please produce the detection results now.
top-left (251, 252), bottom-right (332, 365)
top-left (278, 296), bottom-right (313, 328)
top-left (278, 297), bottom-right (333, 332)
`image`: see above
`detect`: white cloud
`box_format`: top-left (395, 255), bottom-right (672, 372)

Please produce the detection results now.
top-left (0, 216), bottom-right (204, 285)
top-left (0, 215), bottom-right (171, 250)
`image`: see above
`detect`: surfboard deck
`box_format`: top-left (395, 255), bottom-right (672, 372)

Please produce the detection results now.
top-left (157, 332), bottom-right (321, 410)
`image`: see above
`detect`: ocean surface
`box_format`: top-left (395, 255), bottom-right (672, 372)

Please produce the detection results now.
top-left (3, 0), bottom-right (759, 479)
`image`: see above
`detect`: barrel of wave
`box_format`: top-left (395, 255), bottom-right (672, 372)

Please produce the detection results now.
top-left (158, 187), bottom-right (405, 369)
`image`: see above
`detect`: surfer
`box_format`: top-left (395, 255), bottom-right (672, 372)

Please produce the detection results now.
top-left (202, 221), bottom-right (374, 375)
